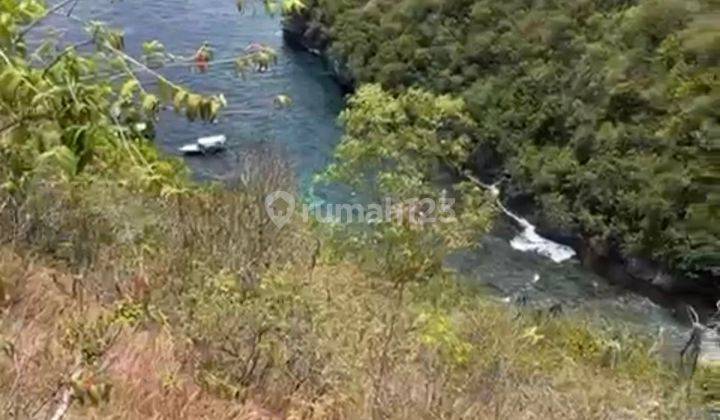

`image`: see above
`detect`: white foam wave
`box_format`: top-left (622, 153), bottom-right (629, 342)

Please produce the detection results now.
top-left (500, 202), bottom-right (576, 263)
top-left (466, 174), bottom-right (576, 263)
top-left (509, 221), bottom-right (576, 263)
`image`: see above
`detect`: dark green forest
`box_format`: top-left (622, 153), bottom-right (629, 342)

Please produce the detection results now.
top-left (293, 0), bottom-right (719, 285)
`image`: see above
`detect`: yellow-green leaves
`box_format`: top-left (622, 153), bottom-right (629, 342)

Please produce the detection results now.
top-left (235, 56), bottom-right (252, 77)
top-left (12, 0), bottom-right (46, 24)
top-left (120, 79), bottom-right (139, 98)
top-left (238, 0), bottom-right (305, 16)
top-left (172, 89), bottom-right (188, 113)
top-left (0, 0), bottom-right (45, 49)
top-left (88, 21), bottom-right (125, 51)
top-left (0, 67), bottom-right (24, 102)
top-left (157, 78), bottom-right (174, 103)
top-left (419, 310), bottom-right (473, 367)
top-left (141, 93), bottom-right (160, 116)
top-left (0, 13), bottom-right (13, 49)
top-left (142, 40), bottom-right (165, 56)
top-left (319, 84), bottom-right (491, 288)
top-left (209, 99), bottom-right (222, 119)
top-left (236, 45), bottom-right (278, 76)
top-left (281, 0), bottom-right (306, 13)
top-left (38, 145), bottom-right (79, 178)
top-left (327, 84), bottom-right (477, 196)
top-left (0, 0), bottom-right (228, 196)
top-left (273, 94), bottom-right (293, 108)
top-left (142, 40), bottom-right (169, 68)
top-left (185, 94), bottom-right (202, 121)
top-left (172, 89), bottom-right (224, 122)
top-left (107, 31), bottom-right (125, 51)
top-left (3, 125), bottom-right (29, 147)
top-left (36, 121), bottom-right (62, 150)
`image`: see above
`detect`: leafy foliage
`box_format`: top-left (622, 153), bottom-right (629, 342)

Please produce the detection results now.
top-left (320, 85), bottom-right (494, 285)
top-left (299, 0), bottom-right (720, 282)
top-left (0, 0), bottom-right (295, 201)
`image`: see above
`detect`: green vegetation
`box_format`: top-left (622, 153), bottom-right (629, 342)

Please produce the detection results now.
top-left (320, 84), bottom-right (495, 269)
top-left (0, 170), bottom-right (697, 417)
top-left (0, 0), bottom-right (715, 418)
top-left (297, 0), bottom-right (720, 284)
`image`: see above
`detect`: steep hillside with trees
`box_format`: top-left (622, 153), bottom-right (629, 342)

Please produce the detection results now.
top-left (290, 0), bottom-right (720, 291)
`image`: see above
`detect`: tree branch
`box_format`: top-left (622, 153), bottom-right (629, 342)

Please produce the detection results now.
top-left (66, 0), bottom-right (80, 17)
top-left (0, 120), bottom-right (19, 135)
top-left (41, 39), bottom-right (95, 77)
top-left (16, 0), bottom-right (78, 41)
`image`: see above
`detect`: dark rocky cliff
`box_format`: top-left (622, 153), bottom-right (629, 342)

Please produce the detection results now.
top-left (282, 14), bottom-right (354, 91)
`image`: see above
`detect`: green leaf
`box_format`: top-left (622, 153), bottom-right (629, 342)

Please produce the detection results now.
top-left (38, 145), bottom-right (79, 177)
top-left (198, 98), bottom-right (209, 121)
top-left (142, 40), bottom-right (165, 55)
top-left (173, 89), bottom-right (188, 113)
top-left (281, 0), bottom-right (305, 13)
top-left (185, 94), bottom-right (202, 121)
top-left (157, 79), bottom-right (174, 103)
top-left (209, 99), bottom-right (222, 121)
top-left (120, 79), bottom-right (139, 98)
top-left (0, 68), bottom-right (22, 102)
top-left (141, 94), bottom-right (160, 114)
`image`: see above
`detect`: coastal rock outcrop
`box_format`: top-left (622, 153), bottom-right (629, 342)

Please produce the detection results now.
top-left (282, 14), bottom-right (354, 91)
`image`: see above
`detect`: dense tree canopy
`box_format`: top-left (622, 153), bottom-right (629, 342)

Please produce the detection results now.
top-left (295, 0), bottom-right (720, 283)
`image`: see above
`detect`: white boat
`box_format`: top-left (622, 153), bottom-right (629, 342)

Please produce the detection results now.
top-left (179, 143), bottom-right (202, 155)
top-left (179, 134), bottom-right (226, 155)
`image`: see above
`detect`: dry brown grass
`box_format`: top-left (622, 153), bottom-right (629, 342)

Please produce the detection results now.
top-left (0, 250), bottom-right (89, 419)
top-left (0, 151), bottom-right (704, 419)
top-left (0, 242), bottom-right (700, 419)
top-left (261, 263), bottom-right (695, 420)
top-left (0, 147), bottom-right (315, 419)
top-left (0, 246), bottom-right (289, 419)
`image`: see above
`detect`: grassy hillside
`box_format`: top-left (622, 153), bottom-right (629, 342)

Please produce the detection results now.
top-left (0, 0), bottom-right (714, 418)
top-left (0, 157), bottom-right (699, 418)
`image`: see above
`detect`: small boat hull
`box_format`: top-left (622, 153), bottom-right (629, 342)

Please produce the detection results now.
top-left (179, 144), bottom-right (202, 155)
top-left (179, 135), bottom-right (227, 156)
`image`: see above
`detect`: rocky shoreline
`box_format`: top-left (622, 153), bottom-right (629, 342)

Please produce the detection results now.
top-left (282, 14), bottom-right (354, 92)
top-left (281, 14), bottom-right (719, 318)
top-left (477, 157), bottom-right (719, 315)
top-left (492, 175), bottom-right (719, 316)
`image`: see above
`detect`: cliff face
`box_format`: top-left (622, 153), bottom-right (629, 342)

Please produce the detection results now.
top-left (282, 14), bottom-right (354, 91)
